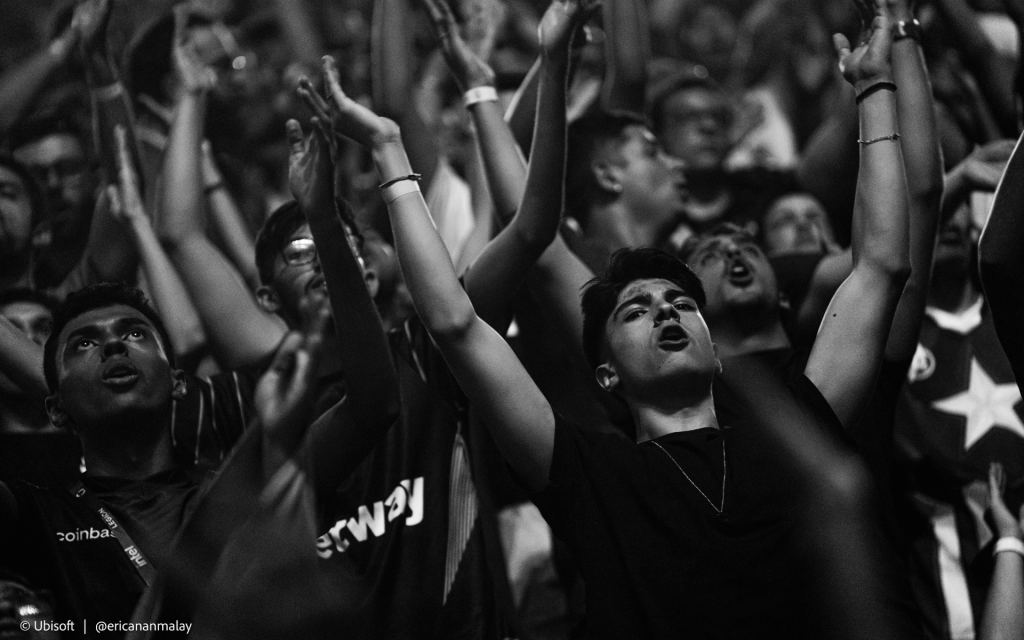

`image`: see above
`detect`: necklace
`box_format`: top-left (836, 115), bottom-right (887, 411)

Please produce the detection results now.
top-left (651, 438), bottom-right (726, 515)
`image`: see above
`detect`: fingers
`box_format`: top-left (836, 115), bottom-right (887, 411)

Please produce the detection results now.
top-left (421, 0), bottom-right (458, 35)
top-left (297, 76), bottom-right (333, 123)
top-left (322, 56), bottom-right (348, 109)
top-left (833, 33), bottom-right (851, 69)
top-left (286, 119), bottom-right (306, 156)
top-left (269, 332), bottom-right (305, 376)
top-left (106, 184), bottom-right (123, 217)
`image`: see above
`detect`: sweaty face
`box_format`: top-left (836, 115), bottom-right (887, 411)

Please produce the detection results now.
top-left (54, 305), bottom-right (178, 428)
top-left (1, 301), bottom-right (52, 346)
top-left (657, 87), bottom-right (733, 172)
top-left (761, 193), bottom-right (832, 256)
top-left (12, 134), bottom-right (92, 240)
top-left (0, 166), bottom-right (34, 257)
top-left (601, 278), bottom-right (719, 400)
top-left (686, 234), bottom-right (778, 322)
top-left (612, 126), bottom-right (688, 232)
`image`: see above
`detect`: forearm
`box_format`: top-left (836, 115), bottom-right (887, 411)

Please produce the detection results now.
top-left (885, 33), bottom-right (943, 360)
top-left (127, 216), bottom-right (208, 358)
top-left (206, 187), bottom-right (259, 287)
top-left (0, 319), bottom-right (47, 400)
top-left (159, 92), bottom-right (207, 244)
top-left (852, 88), bottom-right (911, 277)
top-left (169, 238), bottom-right (286, 368)
top-left (376, 140), bottom-right (477, 335)
top-left (601, 0), bottom-right (649, 118)
top-left (504, 57), bottom-right (542, 156)
top-left (471, 100), bottom-right (527, 223)
top-left (978, 553), bottom-right (1024, 640)
top-left (86, 49), bottom-right (139, 181)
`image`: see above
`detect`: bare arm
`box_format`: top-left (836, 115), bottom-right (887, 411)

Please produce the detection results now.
top-left (805, 0), bottom-right (912, 429)
top-left (0, 319), bottom-right (47, 401)
top-left (882, 0), bottom-right (944, 363)
top-left (157, 39), bottom-right (286, 368)
top-left (601, 0), bottom-right (649, 118)
top-left (979, 131), bottom-right (1024, 383)
top-left (110, 125), bottom-right (207, 363)
top-left (323, 56), bottom-right (556, 491)
top-left (978, 463), bottom-right (1024, 640)
top-left (0, 28), bottom-right (78, 133)
top-left (201, 143), bottom-right (260, 290)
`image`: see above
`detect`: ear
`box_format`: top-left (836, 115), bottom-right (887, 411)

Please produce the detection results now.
top-left (256, 285), bottom-right (282, 313)
top-left (595, 363), bottom-right (620, 393)
top-left (363, 265), bottom-right (380, 300)
top-left (170, 369), bottom-right (187, 401)
top-left (592, 160), bottom-right (623, 195)
top-left (712, 343), bottom-right (723, 374)
top-left (44, 394), bottom-right (71, 430)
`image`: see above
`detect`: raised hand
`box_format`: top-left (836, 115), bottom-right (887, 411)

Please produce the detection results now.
top-left (321, 56), bottom-right (401, 148)
top-left (537, 0), bottom-right (598, 59)
top-left (71, 0), bottom-right (113, 53)
top-left (255, 297), bottom-right (331, 459)
top-left (286, 118), bottom-right (334, 213)
top-left (172, 7), bottom-right (217, 95)
top-left (109, 124), bottom-right (146, 223)
top-left (988, 462), bottom-right (1024, 540)
top-left (833, 0), bottom-right (894, 90)
top-left (420, 0), bottom-right (496, 90)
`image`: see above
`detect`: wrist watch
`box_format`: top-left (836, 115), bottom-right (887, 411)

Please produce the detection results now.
top-left (894, 19), bottom-right (922, 43)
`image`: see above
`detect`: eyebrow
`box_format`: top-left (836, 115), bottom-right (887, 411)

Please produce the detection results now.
top-left (613, 292), bottom-right (653, 320)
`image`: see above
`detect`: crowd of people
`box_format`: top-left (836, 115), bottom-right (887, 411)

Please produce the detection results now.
top-left (1, 0), bottom-right (1024, 638)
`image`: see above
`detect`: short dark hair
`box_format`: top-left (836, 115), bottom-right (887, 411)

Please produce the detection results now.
top-left (648, 70), bottom-right (725, 137)
top-left (0, 155), bottom-right (47, 229)
top-left (566, 112), bottom-right (646, 223)
top-left (43, 283), bottom-right (175, 393)
top-left (6, 113), bottom-right (87, 155)
top-left (677, 222), bottom-right (757, 264)
top-left (581, 247), bottom-right (706, 371)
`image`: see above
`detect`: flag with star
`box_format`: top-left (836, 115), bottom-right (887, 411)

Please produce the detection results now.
top-left (894, 299), bottom-right (1024, 640)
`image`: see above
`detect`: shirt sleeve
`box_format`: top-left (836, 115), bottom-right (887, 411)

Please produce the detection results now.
top-left (529, 416), bottom-right (590, 538)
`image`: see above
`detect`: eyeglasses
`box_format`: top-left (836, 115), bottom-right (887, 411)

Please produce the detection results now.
top-left (280, 238), bottom-right (318, 267)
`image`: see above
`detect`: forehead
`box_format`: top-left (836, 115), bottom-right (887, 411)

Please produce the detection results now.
top-left (13, 134), bottom-right (85, 164)
top-left (767, 194), bottom-right (825, 219)
top-left (616, 278), bottom-right (690, 303)
top-left (690, 232), bottom-right (758, 256)
top-left (58, 304), bottom-right (153, 346)
top-left (663, 86), bottom-right (727, 112)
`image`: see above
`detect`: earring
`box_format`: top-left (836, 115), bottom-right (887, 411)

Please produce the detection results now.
top-left (612, 184), bottom-right (623, 193)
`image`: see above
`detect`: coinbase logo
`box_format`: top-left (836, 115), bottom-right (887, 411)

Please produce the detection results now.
top-left (56, 527), bottom-right (114, 542)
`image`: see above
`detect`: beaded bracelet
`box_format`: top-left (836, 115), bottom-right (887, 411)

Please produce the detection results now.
top-left (858, 133), bottom-right (901, 146)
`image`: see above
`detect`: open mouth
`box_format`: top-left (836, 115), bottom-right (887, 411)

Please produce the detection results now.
top-left (727, 259), bottom-right (754, 287)
top-left (307, 275), bottom-right (327, 293)
top-left (658, 324), bottom-right (690, 351)
top-left (102, 362), bottom-right (139, 387)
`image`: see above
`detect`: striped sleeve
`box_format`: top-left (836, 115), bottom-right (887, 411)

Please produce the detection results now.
top-left (171, 369), bottom-right (258, 471)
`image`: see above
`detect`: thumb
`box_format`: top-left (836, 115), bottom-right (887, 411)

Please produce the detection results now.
top-left (832, 33), bottom-right (851, 59)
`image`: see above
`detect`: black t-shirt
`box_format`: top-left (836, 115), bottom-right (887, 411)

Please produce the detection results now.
top-left (314, 317), bottom-right (507, 640)
top-left (532, 372), bottom-right (844, 640)
top-left (0, 468), bottom-right (207, 639)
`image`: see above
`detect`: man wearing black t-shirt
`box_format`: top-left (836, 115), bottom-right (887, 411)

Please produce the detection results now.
top-left (378, 4), bottom-right (917, 636)
top-left (0, 283), bottom-right (323, 638)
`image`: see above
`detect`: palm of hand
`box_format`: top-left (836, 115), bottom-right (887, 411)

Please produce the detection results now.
top-left (840, 25), bottom-right (892, 85)
top-left (174, 45), bottom-right (217, 93)
top-left (288, 130), bottom-right (329, 209)
top-left (538, 0), bottom-right (582, 53)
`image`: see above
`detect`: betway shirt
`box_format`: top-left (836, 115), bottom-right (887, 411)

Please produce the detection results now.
top-left (314, 318), bottom-right (507, 639)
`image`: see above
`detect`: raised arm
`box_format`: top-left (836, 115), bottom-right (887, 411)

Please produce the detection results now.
top-left (322, 56), bottom-right (556, 491)
top-left (0, 319), bottom-right (46, 401)
top-left (76, 0), bottom-right (139, 284)
top-left (201, 142), bottom-right (260, 290)
top-left (979, 131), bottom-right (1024, 382)
top-left (978, 463), bottom-right (1024, 640)
top-left (881, 0), bottom-right (944, 363)
top-left (0, 23), bottom-right (79, 133)
top-left (284, 107), bottom-right (401, 488)
top-left (601, 0), bottom-right (649, 118)
top-left (156, 28), bottom-right (286, 368)
top-left (109, 124), bottom-right (207, 365)
top-left (804, 0), bottom-right (912, 428)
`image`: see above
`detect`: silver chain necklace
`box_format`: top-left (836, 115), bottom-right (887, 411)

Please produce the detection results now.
top-left (650, 438), bottom-right (726, 515)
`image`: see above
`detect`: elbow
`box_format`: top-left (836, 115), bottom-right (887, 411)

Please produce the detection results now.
top-left (420, 304), bottom-right (479, 344)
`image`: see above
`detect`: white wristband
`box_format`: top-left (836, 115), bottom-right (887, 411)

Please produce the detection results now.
top-left (382, 180), bottom-right (421, 205)
top-left (463, 86), bottom-right (498, 108)
top-left (994, 537), bottom-right (1024, 558)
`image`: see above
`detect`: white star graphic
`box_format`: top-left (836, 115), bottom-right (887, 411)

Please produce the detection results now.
top-left (932, 358), bottom-right (1024, 450)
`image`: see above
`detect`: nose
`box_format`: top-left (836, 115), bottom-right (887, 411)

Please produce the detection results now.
top-left (654, 300), bottom-right (680, 324)
top-left (101, 336), bottom-right (128, 360)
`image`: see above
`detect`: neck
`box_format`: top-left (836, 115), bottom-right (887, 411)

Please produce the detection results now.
top-left (708, 309), bottom-right (790, 357)
top-left (587, 202), bottom-right (665, 250)
top-left (927, 263), bottom-right (978, 313)
top-left (633, 392), bottom-right (719, 442)
top-left (79, 412), bottom-right (175, 480)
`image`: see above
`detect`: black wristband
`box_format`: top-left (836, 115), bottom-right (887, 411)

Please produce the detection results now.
top-left (855, 81), bottom-right (897, 104)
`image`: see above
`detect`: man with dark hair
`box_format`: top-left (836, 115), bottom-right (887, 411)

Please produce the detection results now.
top-left (562, 111), bottom-right (688, 273)
top-left (0, 282), bottom-right (327, 637)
